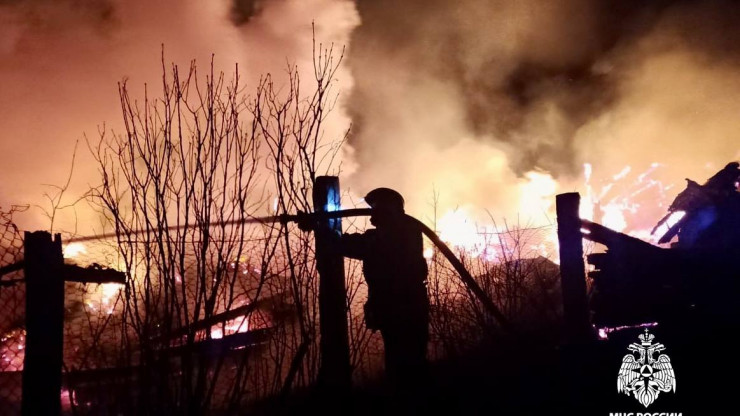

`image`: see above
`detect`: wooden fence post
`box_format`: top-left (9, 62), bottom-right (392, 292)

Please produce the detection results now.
top-left (556, 193), bottom-right (592, 343)
top-left (22, 231), bottom-right (65, 416)
top-left (313, 176), bottom-right (351, 392)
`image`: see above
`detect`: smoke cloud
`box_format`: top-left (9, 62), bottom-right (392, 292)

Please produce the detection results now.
top-left (0, 0), bottom-right (358, 232)
top-left (345, 0), bottom-right (740, 227)
top-left (2, 0), bottom-right (740, 235)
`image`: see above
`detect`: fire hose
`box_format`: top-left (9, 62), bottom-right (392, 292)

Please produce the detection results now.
top-left (68, 208), bottom-right (512, 332)
top-left (280, 208), bottom-right (513, 333)
top-left (410, 215), bottom-right (513, 332)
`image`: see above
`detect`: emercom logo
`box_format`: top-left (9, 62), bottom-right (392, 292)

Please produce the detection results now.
top-left (617, 329), bottom-right (676, 407)
top-left (609, 414), bottom-right (682, 416)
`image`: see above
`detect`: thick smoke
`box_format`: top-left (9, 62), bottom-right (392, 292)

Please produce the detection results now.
top-left (346, 0), bottom-right (740, 225)
top-left (0, 0), bottom-right (358, 232)
top-left (3, 0), bottom-right (740, 235)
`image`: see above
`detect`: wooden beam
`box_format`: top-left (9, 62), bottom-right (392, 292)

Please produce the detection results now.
top-left (159, 328), bottom-right (272, 358)
top-left (22, 231), bottom-right (65, 416)
top-left (313, 176), bottom-right (351, 392)
top-left (150, 294), bottom-right (280, 343)
top-left (62, 264), bottom-right (126, 284)
top-left (556, 193), bottom-right (592, 342)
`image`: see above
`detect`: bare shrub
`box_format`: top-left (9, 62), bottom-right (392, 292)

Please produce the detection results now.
top-left (79, 40), bottom-right (347, 414)
top-left (61, 42), bottom-right (564, 415)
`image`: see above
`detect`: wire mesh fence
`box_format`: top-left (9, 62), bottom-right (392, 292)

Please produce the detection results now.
top-left (0, 208), bottom-right (25, 415)
top-left (57, 230), bottom-right (317, 414)
top-left (0, 200), bottom-right (563, 416)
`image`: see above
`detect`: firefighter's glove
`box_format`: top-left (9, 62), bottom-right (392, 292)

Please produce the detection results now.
top-left (296, 210), bottom-right (315, 232)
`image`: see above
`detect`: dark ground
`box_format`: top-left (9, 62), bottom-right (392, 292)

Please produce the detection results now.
top-left (251, 323), bottom-right (727, 416)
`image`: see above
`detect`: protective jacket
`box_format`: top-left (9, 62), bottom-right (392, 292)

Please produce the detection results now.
top-left (340, 215), bottom-right (428, 329)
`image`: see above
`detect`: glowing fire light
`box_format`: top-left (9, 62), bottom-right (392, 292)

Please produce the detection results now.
top-left (61, 388), bottom-right (77, 409)
top-left (596, 322), bottom-right (658, 340)
top-left (649, 210), bottom-right (686, 242)
top-left (430, 162), bottom-right (676, 266)
top-left (100, 283), bottom-right (123, 314)
top-left (423, 247), bottom-right (434, 259)
top-left (0, 328), bottom-right (26, 371)
top-left (613, 166), bottom-right (631, 181)
top-left (601, 204), bottom-right (627, 232)
top-left (434, 210), bottom-right (497, 261)
top-left (580, 163), bottom-right (596, 221)
top-left (432, 170), bottom-right (560, 262)
top-left (61, 242), bottom-right (124, 314)
top-left (81, 282), bottom-right (123, 315)
top-left (580, 162), bottom-right (676, 241)
top-left (519, 171), bottom-right (558, 218)
top-left (63, 242), bottom-right (87, 258)
top-left (437, 209), bottom-right (481, 252)
top-left (210, 315), bottom-right (250, 340)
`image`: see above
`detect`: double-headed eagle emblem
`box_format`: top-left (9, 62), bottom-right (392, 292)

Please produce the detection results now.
top-left (617, 329), bottom-right (676, 407)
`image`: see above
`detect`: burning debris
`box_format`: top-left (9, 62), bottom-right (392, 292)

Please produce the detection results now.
top-left (584, 161), bottom-right (740, 328)
top-left (652, 161), bottom-right (740, 246)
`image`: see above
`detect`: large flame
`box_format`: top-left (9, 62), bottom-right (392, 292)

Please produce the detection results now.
top-left (209, 314), bottom-right (250, 340)
top-left (63, 242), bottom-right (124, 315)
top-left (431, 162), bottom-right (681, 265)
top-left (437, 209), bottom-right (484, 254)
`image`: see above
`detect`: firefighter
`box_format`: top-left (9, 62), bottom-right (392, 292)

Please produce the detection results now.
top-left (298, 187), bottom-right (430, 391)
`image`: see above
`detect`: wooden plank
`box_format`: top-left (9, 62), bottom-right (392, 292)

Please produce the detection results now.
top-left (22, 231), bottom-right (65, 416)
top-left (313, 176), bottom-right (351, 391)
top-left (62, 264), bottom-right (126, 284)
top-left (556, 193), bottom-right (592, 342)
top-left (151, 296), bottom-right (279, 342)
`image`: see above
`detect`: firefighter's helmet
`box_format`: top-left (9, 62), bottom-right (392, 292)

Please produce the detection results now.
top-left (364, 188), bottom-right (405, 213)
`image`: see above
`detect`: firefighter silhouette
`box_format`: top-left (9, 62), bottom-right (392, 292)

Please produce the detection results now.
top-left (298, 187), bottom-right (429, 389)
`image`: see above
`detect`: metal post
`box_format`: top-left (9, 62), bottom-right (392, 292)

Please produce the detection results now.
top-left (22, 231), bottom-right (65, 416)
top-left (313, 176), bottom-right (351, 391)
top-left (556, 193), bottom-right (592, 342)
